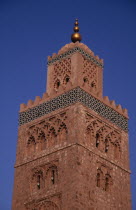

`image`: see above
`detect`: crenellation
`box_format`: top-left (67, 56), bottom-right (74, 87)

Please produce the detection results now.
top-left (20, 103), bottom-right (27, 112)
top-left (123, 108), bottom-right (128, 117)
top-left (102, 96), bottom-right (128, 118)
top-left (103, 96), bottom-right (110, 104)
top-left (116, 104), bottom-right (122, 112)
top-left (110, 100), bottom-right (116, 108)
top-left (42, 92), bottom-right (49, 100)
top-left (34, 96), bottom-right (41, 104)
top-left (27, 99), bottom-right (34, 108)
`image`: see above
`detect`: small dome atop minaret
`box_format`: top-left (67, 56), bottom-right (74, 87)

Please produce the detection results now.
top-left (71, 19), bottom-right (82, 43)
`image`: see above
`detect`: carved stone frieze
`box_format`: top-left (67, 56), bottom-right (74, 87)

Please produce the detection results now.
top-left (19, 87), bottom-right (128, 132)
top-left (26, 112), bottom-right (68, 154)
top-left (85, 112), bottom-right (121, 158)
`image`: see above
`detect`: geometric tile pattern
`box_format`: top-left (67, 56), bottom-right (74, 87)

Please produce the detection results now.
top-left (47, 47), bottom-right (104, 68)
top-left (19, 87), bottom-right (128, 132)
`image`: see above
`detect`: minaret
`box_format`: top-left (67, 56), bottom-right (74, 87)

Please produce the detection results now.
top-left (12, 20), bottom-right (131, 210)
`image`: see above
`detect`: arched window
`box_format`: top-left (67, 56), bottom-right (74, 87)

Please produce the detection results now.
top-left (54, 79), bottom-right (61, 91)
top-left (96, 133), bottom-right (100, 148)
top-left (46, 165), bottom-right (58, 188)
top-left (63, 75), bottom-right (70, 85)
top-left (51, 169), bottom-right (55, 184)
top-left (96, 168), bottom-right (104, 189)
top-left (91, 81), bottom-right (96, 90)
top-left (37, 174), bottom-right (41, 190)
top-left (105, 177), bottom-right (109, 191)
top-left (31, 170), bottom-right (44, 192)
top-left (96, 173), bottom-right (101, 187)
top-left (105, 174), bottom-right (111, 192)
top-left (83, 77), bottom-right (88, 83)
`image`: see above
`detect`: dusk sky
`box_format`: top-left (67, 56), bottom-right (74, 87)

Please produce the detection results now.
top-left (0, 0), bottom-right (136, 209)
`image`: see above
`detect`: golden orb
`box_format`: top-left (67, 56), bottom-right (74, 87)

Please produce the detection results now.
top-left (71, 19), bottom-right (82, 43)
top-left (71, 33), bottom-right (82, 43)
top-left (73, 26), bottom-right (79, 32)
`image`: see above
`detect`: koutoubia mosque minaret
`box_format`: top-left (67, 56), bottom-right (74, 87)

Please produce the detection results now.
top-left (12, 20), bottom-right (132, 210)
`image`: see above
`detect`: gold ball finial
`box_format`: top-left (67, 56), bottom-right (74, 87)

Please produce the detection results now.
top-left (71, 19), bottom-right (82, 43)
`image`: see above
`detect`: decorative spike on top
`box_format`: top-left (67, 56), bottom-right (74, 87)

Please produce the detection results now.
top-left (71, 19), bottom-right (82, 43)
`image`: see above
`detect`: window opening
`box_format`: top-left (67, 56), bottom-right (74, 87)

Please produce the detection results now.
top-left (91, 81), bottom-right (96, 88)
top-left (105, 177), bottom-right (109, 191)
top-left (37, 175), bottom-right (41, 189)
top-left (57, 81), bottom-right (60, 88)
top-left (96, 173), bottom-right (100, 187)
top-left (66, 77), bottom-right (70, 83)
top-left (96, 133), bottom-right (100, 148)
top-left (83, 78), bottom-right (87, 83)
top-left (51, 169), bottom-right (55, 184)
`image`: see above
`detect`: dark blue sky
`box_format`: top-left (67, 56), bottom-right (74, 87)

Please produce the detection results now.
top-left (0, 0), bottom-right (136, 209)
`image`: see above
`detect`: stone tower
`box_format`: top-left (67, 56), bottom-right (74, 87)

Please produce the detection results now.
top-left (12, 20), bottom-right (131, 210)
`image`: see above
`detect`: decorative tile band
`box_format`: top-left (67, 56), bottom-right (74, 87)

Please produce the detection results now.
top-left (47, 47), bottom-right (104, 68)
top-left (19, 87), bottom-right (128, 132)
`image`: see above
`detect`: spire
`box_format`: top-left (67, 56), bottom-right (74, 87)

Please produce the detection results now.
top-left (71, 19), bottom-right (82, 43)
